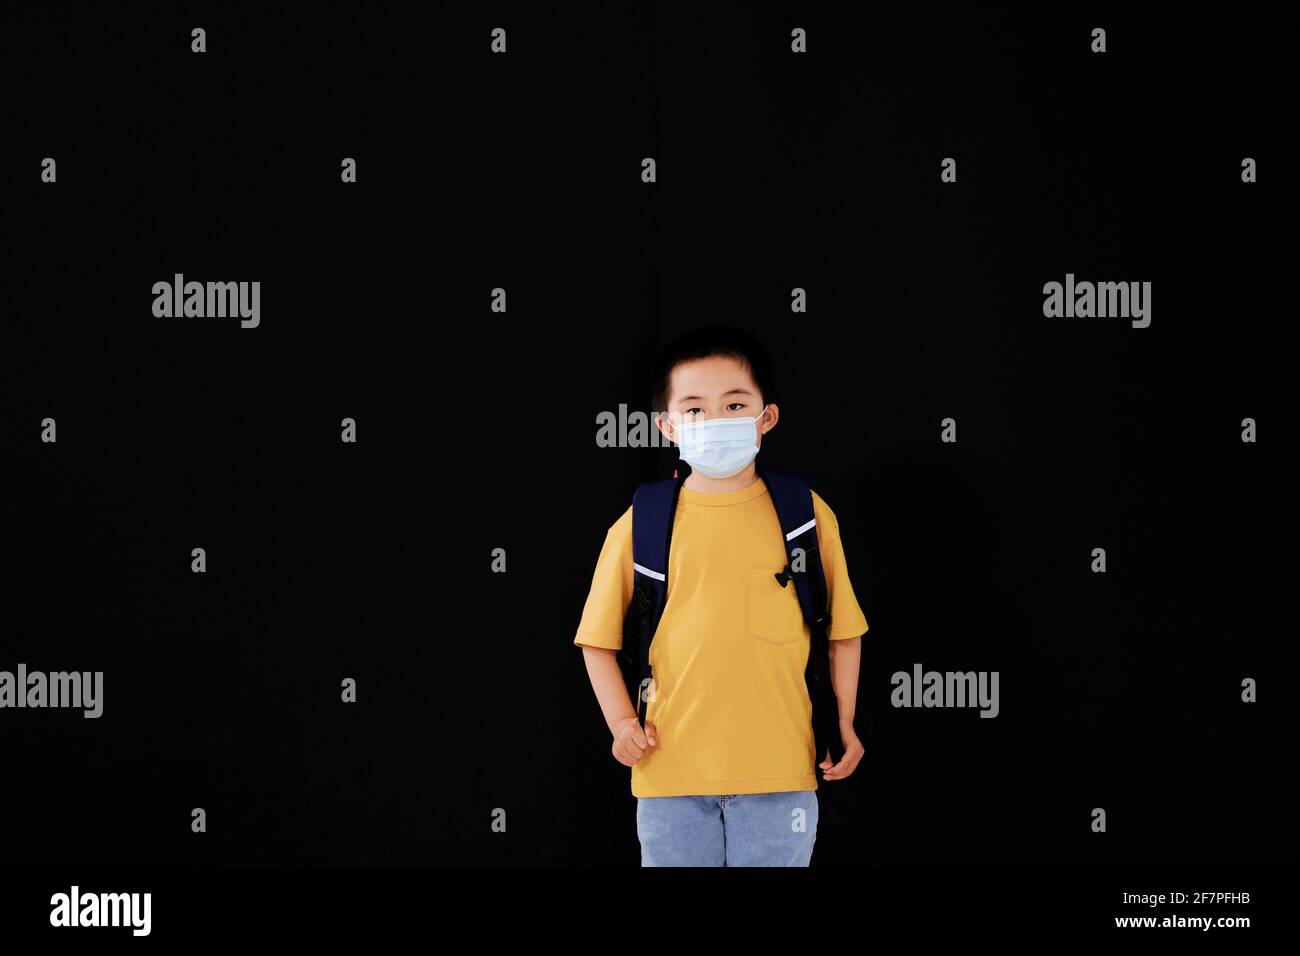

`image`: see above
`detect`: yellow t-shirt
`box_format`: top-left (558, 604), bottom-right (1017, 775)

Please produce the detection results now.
top-left (573, 476), bottom-right (869, 797)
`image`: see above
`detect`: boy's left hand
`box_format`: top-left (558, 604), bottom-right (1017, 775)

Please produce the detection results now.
top-left (818, 719), bottom-right (864, 781)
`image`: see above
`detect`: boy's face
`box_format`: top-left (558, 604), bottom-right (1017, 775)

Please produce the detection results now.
top-left (655, 354), bottom-right (778, 447)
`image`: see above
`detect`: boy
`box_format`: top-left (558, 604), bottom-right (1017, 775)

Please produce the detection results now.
top-left (573, 325), bottom-right (869, 866)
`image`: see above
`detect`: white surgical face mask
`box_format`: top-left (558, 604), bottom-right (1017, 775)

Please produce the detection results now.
top-left (674, 405), bottom-right (769, 479)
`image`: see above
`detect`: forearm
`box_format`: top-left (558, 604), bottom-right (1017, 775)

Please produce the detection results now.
top-left (580, 645), bottom-right (639, 735)
top-left (828, 635), bottom-right (861, 725)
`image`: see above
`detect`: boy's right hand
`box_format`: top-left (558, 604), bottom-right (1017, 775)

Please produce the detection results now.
top-left (612, 716), bottom-right (657, 766)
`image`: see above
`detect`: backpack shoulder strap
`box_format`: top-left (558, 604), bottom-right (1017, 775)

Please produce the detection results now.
top-left (621, 470), bottom-right (689, 726)
top-left (756, 465), bottom-right (830, 634)
top-left (630, 476), bottom-right (680, 590)
top-left (756, 463), bottom-right (843, 768)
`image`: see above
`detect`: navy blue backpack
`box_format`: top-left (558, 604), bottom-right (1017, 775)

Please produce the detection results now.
top-left (617, 460), bottom-right (844, 772)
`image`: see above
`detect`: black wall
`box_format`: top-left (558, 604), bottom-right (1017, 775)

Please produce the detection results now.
top-left (2, 4), bottom-right (1291, 875)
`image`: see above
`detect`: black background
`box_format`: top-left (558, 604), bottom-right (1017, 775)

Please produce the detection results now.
top-left (2, 1), bottom-right (1292, 883)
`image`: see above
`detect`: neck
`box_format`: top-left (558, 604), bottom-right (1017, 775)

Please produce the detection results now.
top-left (683, 462), bottom-right (759, 494)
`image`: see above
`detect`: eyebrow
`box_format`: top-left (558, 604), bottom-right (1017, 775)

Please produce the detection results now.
top-left (676, 389), bottom-right (754, 402)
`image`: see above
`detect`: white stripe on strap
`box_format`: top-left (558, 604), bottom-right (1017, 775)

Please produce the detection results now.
top-left (785, 517), bottom-right (816, 541)
top-left (633, 562), bottom-right (665, 581)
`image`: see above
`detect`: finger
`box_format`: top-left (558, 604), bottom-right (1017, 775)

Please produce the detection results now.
top-left (821, 748), bottom-right (849, 779)
top-left (627, 725), bottom-right (649, 753)
top-left (643, 721), bottom-right (658, 747)
top-left (825, 751), bottom-right (858, 778)
top-left (621, 723), bottom-right (646, 757)
top-left (613, 735), bottom-right (642, 765)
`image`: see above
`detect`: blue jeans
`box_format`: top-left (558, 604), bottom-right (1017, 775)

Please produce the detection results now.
top-left (636, 790), bottom-right (818, 866)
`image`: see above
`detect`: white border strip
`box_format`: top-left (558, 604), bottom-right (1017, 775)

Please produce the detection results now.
top-left (633, 562), bottom-right (665, 581)
top-left (785, 518), bottom-right (816, 541)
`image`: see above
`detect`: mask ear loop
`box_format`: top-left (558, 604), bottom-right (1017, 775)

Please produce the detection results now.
top-left (656, 410), bottom-right (679, 446)
top-left (749, 404), bottom-right (770, 449)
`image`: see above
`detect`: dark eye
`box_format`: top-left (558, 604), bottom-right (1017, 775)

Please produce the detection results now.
top-left (685, 407), bottom-right (704, 416)
top-left (727, 403), bottom-right (745, 412)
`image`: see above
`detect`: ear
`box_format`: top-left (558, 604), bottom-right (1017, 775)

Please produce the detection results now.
top-left (758, 403), bottom-right (779, 436)
top-left (654, 411), bottom-right (677, 443)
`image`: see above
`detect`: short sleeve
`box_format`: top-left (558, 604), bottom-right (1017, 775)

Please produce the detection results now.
top-left (573, 505), bottom-right (635, 649)
top-left (811, 492), bottom-right (870, 640)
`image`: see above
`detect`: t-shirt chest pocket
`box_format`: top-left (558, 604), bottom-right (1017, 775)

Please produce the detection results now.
top-left (746, 567), bottom-right (806, 645)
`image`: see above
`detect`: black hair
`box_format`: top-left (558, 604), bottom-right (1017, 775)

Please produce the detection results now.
top-left (649, 324), bottom-right (777, 413)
